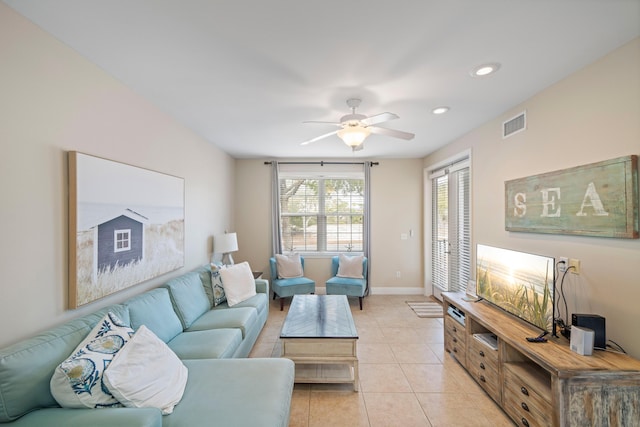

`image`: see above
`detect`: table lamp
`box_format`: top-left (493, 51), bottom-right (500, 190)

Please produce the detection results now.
top-left (214, 232), bottom-right (238, 265)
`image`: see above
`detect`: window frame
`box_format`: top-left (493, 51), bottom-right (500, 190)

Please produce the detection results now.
top-left (114, 229), bottom-right (131, 253)
top-left (278, 175), bottom-right (365, 256)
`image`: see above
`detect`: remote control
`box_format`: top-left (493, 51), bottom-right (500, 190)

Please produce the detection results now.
top-left (526, 331), bottom-right (549, 343)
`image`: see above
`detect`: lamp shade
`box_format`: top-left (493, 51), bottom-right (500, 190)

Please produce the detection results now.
top-left (337, 125), bottom-right (370, 147)
top-left (214, 232), bottom-right (238, 254)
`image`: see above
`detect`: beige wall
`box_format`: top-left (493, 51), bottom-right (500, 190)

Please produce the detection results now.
top-left (234, 159), bottom-right (423, 293)
top-left (424, 38), bottom-right (640, 358)
top-left (0, 5), bottom-right (234, 347)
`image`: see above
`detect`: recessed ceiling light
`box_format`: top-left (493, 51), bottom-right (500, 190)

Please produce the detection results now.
top-left (432, 106), bottom-right (450, 115)
top-left (471, 62), bottom-right (501, 77)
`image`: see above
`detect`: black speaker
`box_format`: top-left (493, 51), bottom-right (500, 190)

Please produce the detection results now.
top-left (572, 314), bottom-right (606, 350)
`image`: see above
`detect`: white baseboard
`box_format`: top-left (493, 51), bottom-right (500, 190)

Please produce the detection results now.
top-left (315, 286), bottom-right (431, 296)
top-left (370, 287), bottom-right (429, 296)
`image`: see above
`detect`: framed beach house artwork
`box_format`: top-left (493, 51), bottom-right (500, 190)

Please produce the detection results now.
top-left (68, 152), bottom-right (185, 308)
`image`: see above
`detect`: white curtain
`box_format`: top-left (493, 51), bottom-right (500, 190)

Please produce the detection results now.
top-left (363, 161), bottom-right (372, 295)
top-left (270, 161), bottom-right (282, 255)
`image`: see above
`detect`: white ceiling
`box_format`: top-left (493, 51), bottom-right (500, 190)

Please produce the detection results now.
top-left (4, 1), bottom-right (640, 159)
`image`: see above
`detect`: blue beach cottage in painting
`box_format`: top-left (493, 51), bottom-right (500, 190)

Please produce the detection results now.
top-left (95, 208), bottom-right (148, 272)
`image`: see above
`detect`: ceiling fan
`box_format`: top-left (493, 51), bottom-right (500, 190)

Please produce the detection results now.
top-left (301, 98), bottom-right (415, 151)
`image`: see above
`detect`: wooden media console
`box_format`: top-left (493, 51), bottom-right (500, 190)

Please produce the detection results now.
top-left (442, 292), bottom-right (640, 427)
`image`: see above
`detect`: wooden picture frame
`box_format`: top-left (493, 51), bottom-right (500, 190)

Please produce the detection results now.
top-left (68, 152), bottom-right (185, 308)
top-left (505, 155), bottom-right (638, 238)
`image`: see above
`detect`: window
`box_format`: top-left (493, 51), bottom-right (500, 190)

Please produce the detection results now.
top-left (114, 229), bottom-right (131, 252)
top-left (275, 163), bottom-right (367, 254)
top-left (429, 157), bottom-right (471, 296)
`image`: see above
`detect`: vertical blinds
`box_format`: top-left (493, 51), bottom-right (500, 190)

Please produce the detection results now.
top-left (430, 160), bottom-right (470, 293)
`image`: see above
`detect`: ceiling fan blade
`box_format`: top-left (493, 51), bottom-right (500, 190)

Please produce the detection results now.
top-left (300, 130), bottom-right (340, 145)
top-left (303, 120), bottom-right (342, 126)
top-left (360, 112), bottom-right (398, 126)
top-left (369, 126), bottom-right (415, 140)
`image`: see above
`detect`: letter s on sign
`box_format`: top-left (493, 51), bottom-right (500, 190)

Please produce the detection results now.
top-left (514, 193), bottom-right (526, 217)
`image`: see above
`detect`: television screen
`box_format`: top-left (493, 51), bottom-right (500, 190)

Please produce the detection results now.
top-left (476, 244), bottom-right (555, 332)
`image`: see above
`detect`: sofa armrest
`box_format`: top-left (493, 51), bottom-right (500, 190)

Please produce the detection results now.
top-left (10, 407), bottom-right (162, 427)
top-left (255, 278), bottom-right (269, 295)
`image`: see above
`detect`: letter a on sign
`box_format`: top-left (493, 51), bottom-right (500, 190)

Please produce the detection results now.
top-left (576, 182), bottom-right (609, 217)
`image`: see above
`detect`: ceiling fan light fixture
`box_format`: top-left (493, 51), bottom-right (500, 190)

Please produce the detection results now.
top-left (337, 125), bottom-right (370, 147)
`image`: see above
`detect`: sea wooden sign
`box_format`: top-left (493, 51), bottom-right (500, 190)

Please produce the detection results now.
top-left (505, 155), bottom-right (638, 238)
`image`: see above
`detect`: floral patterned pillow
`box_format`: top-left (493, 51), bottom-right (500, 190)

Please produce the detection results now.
top-left (210, 263), bottom-right (227, 306)
top-left (50, 312), bottom-right (134, 408)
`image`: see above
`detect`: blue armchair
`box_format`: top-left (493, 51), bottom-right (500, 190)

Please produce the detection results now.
top-left (325, 255), bottom-right (368, 310)
top-left (269, 256), bottom-right (315, 311)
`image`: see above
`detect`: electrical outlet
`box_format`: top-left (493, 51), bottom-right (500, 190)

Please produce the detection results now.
top-left (396, 271), bottom-right (401, 279)
top-left (559, 257), bottom-right (568, 272)
top-left (569, 258), bottom-right (580, 274)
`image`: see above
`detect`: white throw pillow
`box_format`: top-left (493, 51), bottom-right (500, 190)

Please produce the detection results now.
top-left (50, 312), bottom-right (134, 409)
top-left (275, 253), bottom-right (303, 279)
top-left (103, 325), bottom-right (188, 415)
top-left (337, 254), bottom-right (364, 279)
top-left (219, 261), bottom-right (257, 306)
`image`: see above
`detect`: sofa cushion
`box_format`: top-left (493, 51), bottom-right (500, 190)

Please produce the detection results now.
top-left (167, 328), bottom-right (243, 359)
top-left (196, 264), bottom-right (215, 307)
top-left (213, 292), bottom-right (268, 319)
top-left (219, 262), bottom-right (256, 306)
top-left (0, 320), bottom-right (89, 422)
top-left (185, 307), bottom-right (258, 339)
top-left (162, 358), bottom-right (294, 427)
top-left (50, 312), bottom-right (134, 409)
top-left (9, 407), bottom-right (162, 426)
top-left (164, 271), bottom-right (211, 329)
top-left (104, 325), bottom-right (188, 415)
top-left (125, 288), bottom-right (183, 343)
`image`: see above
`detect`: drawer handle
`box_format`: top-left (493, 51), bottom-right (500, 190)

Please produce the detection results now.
top-left (480, 362), bottom-right (485, 370)
top-left (479, 350), bottom-right (485, 357)
top-left (453, 337), bottom-right (458, 343)
top-left (521, 418), bottom-right (529, 427)
top-left (479, 375), bottom-right (486, 383)
top-left (521, 402), bottom-right (529, 412)
top-left (453, 326), bottom-right (457, 333)
top-left (521, 386), bottom-right (529, 396)
top-left (453, 348), bottom-right (457, 353)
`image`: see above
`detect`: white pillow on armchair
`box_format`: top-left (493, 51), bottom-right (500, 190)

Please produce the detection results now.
top-left (337, 254), bottom-right (364, 279)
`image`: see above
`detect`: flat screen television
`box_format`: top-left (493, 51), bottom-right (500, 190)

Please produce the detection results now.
top-left (476, 244), bottom-right (555, 333)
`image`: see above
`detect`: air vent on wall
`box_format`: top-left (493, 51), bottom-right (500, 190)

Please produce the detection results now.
top-left (503, 111), bottom-right (526, 138)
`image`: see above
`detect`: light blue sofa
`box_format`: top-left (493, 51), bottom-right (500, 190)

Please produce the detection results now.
top-left (0, 265), bottom-right (294, 427)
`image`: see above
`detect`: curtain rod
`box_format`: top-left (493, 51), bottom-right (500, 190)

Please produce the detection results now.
top-left (263, 161), bottom-right (379, 166)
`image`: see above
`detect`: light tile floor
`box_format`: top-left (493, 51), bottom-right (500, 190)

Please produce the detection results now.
top-left (249, 294), bottom-right (516, 427)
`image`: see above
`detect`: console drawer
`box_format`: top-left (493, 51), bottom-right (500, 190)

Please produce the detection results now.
top-left (503, 363), bottom-right (551, 427)
top-left (444, 315), bottom-right (467, 367)
top-left (467, 336), bottom-right (500, 401)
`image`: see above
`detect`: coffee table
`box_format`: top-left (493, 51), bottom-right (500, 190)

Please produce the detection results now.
top-left (280, 295), bottom-right (359, 391)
